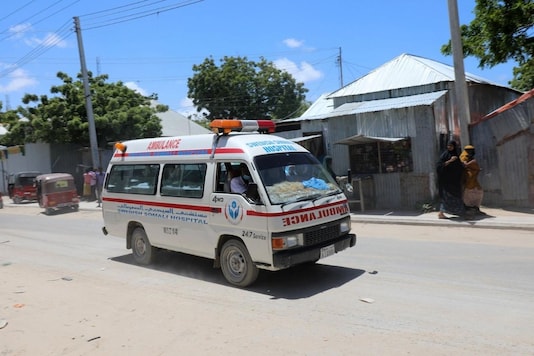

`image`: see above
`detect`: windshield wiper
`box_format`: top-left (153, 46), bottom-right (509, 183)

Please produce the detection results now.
top-left (280, 194), bottom-right (321, 210)
top-left (311, 189), bottom-right (343, 204)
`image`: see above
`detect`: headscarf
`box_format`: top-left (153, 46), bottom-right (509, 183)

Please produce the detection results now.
top-left (460, 145), bottom-right (475, 163)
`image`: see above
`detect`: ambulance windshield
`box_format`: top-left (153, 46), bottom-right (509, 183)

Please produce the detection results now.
top-left (254, 152), bottom-right (341, 205)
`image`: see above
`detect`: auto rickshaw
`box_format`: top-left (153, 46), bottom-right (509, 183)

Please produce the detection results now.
top-left (35, 173), bottom-right (80, 215)
top-left (8, 171), bottom-right (41, 204)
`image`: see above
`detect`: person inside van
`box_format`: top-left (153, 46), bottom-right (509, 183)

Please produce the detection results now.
top-left (230, 164), bottom-right (251, 194)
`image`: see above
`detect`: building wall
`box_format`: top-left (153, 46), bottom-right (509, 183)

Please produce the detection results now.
top-left (471, 94), bottom-right (534, 208)
top-left (1, 143), bottom-right (51, 194)
top-left (1, 143), bottom-right (114, 196)
top-left (296, 84), bottom-right (526, 210)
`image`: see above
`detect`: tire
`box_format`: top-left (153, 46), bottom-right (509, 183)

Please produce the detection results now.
top-left (131, 227), bottom-right (154, 265)
top-left (13, 196), bottom-right (21, 204)
top-left (220, 239), bottom-right (259, 287)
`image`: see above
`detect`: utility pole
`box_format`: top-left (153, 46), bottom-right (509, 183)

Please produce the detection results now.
top-left (73, 16), bottom-right (100, 170)
top-left (447, 0), bottom-right (471, 147)
top-left (337, 47), bottom-right (344, 88)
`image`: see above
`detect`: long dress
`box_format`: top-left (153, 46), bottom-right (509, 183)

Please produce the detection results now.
top-left (436, 148), bottom-right (465, 216)
top-left (461, 157), bottom-right (483, 208)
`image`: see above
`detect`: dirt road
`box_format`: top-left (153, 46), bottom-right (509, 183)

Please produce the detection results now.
top-left (1, 208), bottom-right (533, 355)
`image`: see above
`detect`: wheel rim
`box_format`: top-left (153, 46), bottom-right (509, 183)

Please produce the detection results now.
top-left (225, 247), bottom-right (246, 280)
top-left (133, 235), bottom-right (146, 256)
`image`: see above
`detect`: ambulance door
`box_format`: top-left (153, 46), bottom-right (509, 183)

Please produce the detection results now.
top-left (159, 162), bottom-right (213, 256)
top-left (209, 162), bottom-right (271, 264)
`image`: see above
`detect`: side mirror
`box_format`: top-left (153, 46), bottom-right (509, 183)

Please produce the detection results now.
top-left (245, 183), bottom-right (261, 204)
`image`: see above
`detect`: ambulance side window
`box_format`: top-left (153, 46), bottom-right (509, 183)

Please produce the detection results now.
top-left (161, 163), bottom-right (206, 198)
top-left (106, 164), bottom-right (159, 195)
top-left (216, 162), bottom-right (242, 193)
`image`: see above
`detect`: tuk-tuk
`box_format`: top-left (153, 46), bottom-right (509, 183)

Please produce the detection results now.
top-left (35, 173), bottom-right (80, 215)
top-left (8, 171), bottom-right (41, 204)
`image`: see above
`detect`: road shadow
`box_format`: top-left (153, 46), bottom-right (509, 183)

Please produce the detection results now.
top-left (501, 207), bottom-right (534, 215)
top-left (39, 207), bottom-right (79, 216)
top-left (445, 210), bottom-right (496, 223)
top-left (110, 250), bottom-right (365, 299)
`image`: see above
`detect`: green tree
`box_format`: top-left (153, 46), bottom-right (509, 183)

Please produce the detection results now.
top-left (0, 72), bottom-right (163, 147)
top-left (441, 0), bottom-right (534, 91)
top-left (187, 56), bottom-right (309, 121)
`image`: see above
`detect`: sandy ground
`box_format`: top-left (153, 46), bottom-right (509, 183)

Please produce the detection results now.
top-left (1, 207), bottom-right (534, 355)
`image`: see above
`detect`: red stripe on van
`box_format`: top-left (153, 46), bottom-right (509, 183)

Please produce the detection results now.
top-left (103, 197), bottom-right (219, 213)
top-left (246, 199), bottom-right (349, 217)
top-left (113, 147), bottom-right (244, 158)
top-left (103, 197), bottom-right (349, 218)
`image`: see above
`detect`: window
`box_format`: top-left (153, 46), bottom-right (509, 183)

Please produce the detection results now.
top-left (106, 164), bottom-right (159, 195)
top-left (349, 139), bottom-right (413, 174)
top-left (215, 162), bottom-right (243, 193)
top-left (160, 163), bottom-right (206, 198)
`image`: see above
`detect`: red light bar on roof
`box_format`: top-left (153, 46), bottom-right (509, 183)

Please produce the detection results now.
top-left (210, 119), bottom-right (275, 135)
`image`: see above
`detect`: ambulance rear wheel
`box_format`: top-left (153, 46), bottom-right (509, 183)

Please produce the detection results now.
top-left (220, 239), bottom-right (258, 287)
top-left (131, 227), bottom-right (154, 265)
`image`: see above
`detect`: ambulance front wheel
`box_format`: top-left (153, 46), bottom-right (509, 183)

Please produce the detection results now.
top-left (131, 227), bottom-right (154, 265)
top-left (220, 239), bottom-right (259, 287)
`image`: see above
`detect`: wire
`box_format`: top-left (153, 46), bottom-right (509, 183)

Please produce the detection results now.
top-left (0, 19), bottom-right (73, 79)
top-left (0, 0), bottom-right (79, 40)
top-left (81, 0), bottom-right (203, 30)
top-left (0, 0), bottom-right (203, 79)
top-left (0, 1), bottom-right (36, 23)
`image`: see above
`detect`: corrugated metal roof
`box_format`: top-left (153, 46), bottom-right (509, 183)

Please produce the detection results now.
top-left (290, 134), bottom-right (322, 143)
top-left (285, 90), bottom-right (447, 122)
top-left (329, 53), bottom-right (502, 98)
top-left (335, 134), bottom-right (405, 145)
top-left (300, 93), bottom-right (334, 117)
top-left (481, 88), bottom-right (534, 121)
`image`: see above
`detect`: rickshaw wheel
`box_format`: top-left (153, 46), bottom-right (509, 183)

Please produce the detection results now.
top-left (13, 196), bottom-right (21, 204)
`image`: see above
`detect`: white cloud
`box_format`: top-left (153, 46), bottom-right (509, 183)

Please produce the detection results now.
top-left (283, 38), bottom-right (304, 48)
top-left (25, 32), bottom-right (67, 48)
top-left (273, 58), bottom-right (323, 83)
top-left (124, 81), bottom-right (148, 96)
top-left (0, 67), bottom-right (37, 93)
top-left (178, 97), bottom-right (209, 118)
top-left (9, 23), bottom-right (32, 39)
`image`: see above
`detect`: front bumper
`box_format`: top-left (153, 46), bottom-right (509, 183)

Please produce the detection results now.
top-left (272, 233), bottom-right (356, 269)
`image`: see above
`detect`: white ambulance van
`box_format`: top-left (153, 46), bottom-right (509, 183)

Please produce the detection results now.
top-left (102, 119), bottom-right (356, 287)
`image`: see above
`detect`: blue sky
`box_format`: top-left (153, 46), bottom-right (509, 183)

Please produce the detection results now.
top-left (0, 0), bottom-right (517, 117)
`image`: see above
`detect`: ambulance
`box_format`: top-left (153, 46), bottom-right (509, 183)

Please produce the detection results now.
top-left (102, 119), bottom-right (356, 287)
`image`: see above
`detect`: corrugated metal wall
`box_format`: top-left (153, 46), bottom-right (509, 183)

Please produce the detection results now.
top-left (471, 94), bottom-right (534, 208)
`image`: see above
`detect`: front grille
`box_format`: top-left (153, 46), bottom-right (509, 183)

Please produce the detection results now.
top-left (303, 224), bottom-right (339, 246)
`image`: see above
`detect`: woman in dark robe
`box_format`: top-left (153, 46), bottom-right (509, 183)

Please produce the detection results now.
top-left (436, 140), bottom-right (465, 219)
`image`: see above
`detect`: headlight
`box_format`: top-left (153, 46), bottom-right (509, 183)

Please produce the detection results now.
top-left (340, 219), bottom-right (351, 233)
top-left (272, 233), bottom-right (302, 250)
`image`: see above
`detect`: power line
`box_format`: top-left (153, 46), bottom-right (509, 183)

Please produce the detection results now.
top-left (0, 19), bottom-right (73, 78)
top-left (0, 0), bottom-right (78, 36)
top-left (80, 0), bottom-right (203, 30)
top-left (0, 0), bottom-right (203, 79)
top-left (0, 0), bottom-right (36, 23)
